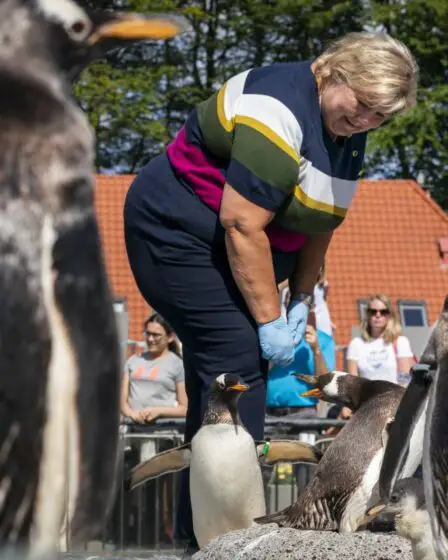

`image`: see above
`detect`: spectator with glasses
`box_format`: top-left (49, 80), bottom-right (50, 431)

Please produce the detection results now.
top-left (120, 313), bottom-right (187, 424)
top-left (347, 294), bottom-right (414, 384)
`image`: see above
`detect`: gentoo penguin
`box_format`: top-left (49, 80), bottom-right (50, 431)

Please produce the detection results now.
top-left (255, 371), bottom-right (409, 532)
top-left (380, 295), bottom-right (448, 560)
top-left (0, 0), bottom-right (188, 555)
top-left (129, 373), bottom-right (321, 548)
top-left (366, 478), bottom-right (437, 560)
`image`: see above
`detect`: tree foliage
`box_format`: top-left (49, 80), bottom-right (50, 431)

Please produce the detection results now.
top-left (76, 0), bottom-right (447, 209)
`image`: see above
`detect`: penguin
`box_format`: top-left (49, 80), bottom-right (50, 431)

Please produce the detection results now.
top-left (366, 478), bottom-right (437, 560)
top-left (380, 295), bottom-right (448, 560)
top-left (255, 371), bottom-right (413, 532)
top-left (0, 0), bottom-right (188, 554)
top-left (129, 373), bottom-right (322, 549)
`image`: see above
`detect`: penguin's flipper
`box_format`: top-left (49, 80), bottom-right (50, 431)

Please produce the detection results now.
top-left (129, 444), bottom-right (191, 490)
top-left (381, 417), bottom-right (395, 450)
top-left (379, 364), bottom-right (433, 500)
top-left (424, 354), bottom-right (448, 560)
top-left (254, 507), bottom-right (291, 526)
top-left (256, 440), bottom-right (322, 465)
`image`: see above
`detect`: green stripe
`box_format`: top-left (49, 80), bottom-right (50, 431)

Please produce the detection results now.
top-left (196, 93), bottom-right (233, 158)
top-left (232, 123), bottom-right (298, 194)
top-left (274, 196), bottom-right (345, 234)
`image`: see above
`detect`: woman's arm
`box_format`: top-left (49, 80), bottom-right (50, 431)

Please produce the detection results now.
top-left (289, 232), bottom-right (334, 297)
top-left (397, 356), bottom-right (414, 373)
top-left (305, 325), bottom-right (328, 376)
top-left (120, 373), bottom-right (132, 416)
top-left (220, 184), bottom-right (280, 324)
top-left (142, 381), bottom-right (188, 421)
top-left (120, 373), bottom-right (143, 422)
top-left (346, 359), bottom-right (359, 376)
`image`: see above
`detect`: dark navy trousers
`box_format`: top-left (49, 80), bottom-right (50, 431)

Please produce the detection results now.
top-left (124, 154), bottom-right (296, 544)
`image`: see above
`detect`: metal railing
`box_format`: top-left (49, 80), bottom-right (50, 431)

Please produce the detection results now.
top-left (68, 418), bottom-right (347, 554)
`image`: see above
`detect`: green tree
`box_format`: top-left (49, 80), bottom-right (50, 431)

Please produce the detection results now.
top-left (77, 0), bottom-right (447, 211)
top-left (365, 0), bottom-right (447, 209)
top-left (76, 0), bottom-right (365, 171)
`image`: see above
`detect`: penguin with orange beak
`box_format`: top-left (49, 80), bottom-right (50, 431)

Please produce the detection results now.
top-left (255, 371), bottom-right (421, 532)
top-left (0, 0), bottom-right (188, 554)
top-left (129, 373), bottom-right (321, 549)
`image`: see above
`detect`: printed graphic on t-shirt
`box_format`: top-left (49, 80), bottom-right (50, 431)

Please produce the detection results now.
top-left (365, 347), bottom-right (389, 371)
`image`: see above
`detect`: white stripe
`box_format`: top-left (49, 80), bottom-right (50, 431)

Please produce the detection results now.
top-left (37, 0), bottom-right (87, 28)
top-left (299, 159), bottom-right (358, 209)
top-left (236, 94), bottom-right (303, 155)
top-left (31, 216), bottom-right (79, 556)
top-left (222, 69), bottom-right (251, 122)
top-left (325, 372), bottom-right (347, 399)
top-left (341, 448), bottom-right (383, 533)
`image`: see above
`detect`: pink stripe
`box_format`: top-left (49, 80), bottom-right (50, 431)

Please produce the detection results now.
top-left (266, 223), bottom-right (307, 252)
top-left (167, 127), bottom-right (224, 212)
top-left (167, 127), bottom-right (307, 252)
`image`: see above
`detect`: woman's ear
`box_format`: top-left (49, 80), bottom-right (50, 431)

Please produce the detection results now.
top-left (167, 333), bottom-right (175, 344)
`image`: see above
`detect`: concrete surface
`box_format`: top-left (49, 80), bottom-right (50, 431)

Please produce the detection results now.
top-left (193, 524), bottom-right (413, 560)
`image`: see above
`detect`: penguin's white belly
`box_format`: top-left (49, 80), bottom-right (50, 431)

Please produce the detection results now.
top-left (190, 424), bottom-right (266, 548)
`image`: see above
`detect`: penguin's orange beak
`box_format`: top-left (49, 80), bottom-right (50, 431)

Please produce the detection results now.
top-left (88, 13), bottom-right (190, 44)
top-left (301, 388), bottom-right (323, 398)
top-left (360, 502), bottom-right (387, 525)
top-left (227, 383), bottom-right (249, 392)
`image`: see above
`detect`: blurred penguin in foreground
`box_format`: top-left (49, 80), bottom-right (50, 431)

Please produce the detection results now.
top-left (0, 0), bottom-right (188, 555)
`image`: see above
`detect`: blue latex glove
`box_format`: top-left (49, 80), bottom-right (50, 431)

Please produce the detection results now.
top-left (287, 300), bottom-right (309, 345)
top-left (258, 316), bottom-right (295, 366)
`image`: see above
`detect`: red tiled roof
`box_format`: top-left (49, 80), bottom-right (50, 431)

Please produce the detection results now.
top-left (326, 180), bottom-right (448, 352)
top-left (94, 175), bottom-right (151, 342)
top-left (95, 177), bottom-right (448, 355)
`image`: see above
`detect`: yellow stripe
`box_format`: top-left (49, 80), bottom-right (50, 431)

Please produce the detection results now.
top-left (234, 115), bottom-right (300, 164)
top-left (217, 84), bottom-right (233, 132)
top-left (294, 185), bottom-right (347, 217)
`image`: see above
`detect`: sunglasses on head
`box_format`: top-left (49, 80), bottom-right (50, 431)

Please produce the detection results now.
top-left (367, 308), bottom-right (390, 317)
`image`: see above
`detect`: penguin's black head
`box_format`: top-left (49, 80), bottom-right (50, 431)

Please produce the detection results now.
top-left (366, 477), bottom-right (426, 521)
top-left (211, 373), bottom-right (249, 398)
top-left (1, 0), bottom-right (189, 82)
top-left (388, 477), bottom-right (426, 512)
top-left (297, 371), bottom-right (355, 407)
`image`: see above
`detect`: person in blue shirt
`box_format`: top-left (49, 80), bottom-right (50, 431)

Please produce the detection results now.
top-left (266, 322), bottom-right (335, 417)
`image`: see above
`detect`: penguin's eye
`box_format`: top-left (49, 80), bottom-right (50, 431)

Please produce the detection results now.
top-left (68, 19), bottom-right (91, 41)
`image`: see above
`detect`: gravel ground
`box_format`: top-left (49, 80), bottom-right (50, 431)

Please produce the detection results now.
top-left (0, 529), bottom-right (413, 560)
top-left (194, 525), bottom-right (413, 560)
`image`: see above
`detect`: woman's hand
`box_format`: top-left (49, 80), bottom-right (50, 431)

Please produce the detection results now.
top-left (129, 410), bottom-right (146, 424)
top-left (258, 316), bottom-right (295, 365)
top-left (304, 324), bottom-right (318, 350)
top-left (142, 408), bottom-right (161, 423)
top-left (339, 407), bottom-right (353, 420)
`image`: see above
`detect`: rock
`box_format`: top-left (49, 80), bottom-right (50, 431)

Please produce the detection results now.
top-left (193, 524), bottom-right (413, 560)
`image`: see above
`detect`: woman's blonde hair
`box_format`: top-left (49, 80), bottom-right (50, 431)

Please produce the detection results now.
top-left (360, 294), bottom-right (402, 344)
top-left (313, 32), bottom-right (419, 116)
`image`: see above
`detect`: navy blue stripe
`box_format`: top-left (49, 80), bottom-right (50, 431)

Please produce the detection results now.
top-left (227, 158), bottom-right (289, 212)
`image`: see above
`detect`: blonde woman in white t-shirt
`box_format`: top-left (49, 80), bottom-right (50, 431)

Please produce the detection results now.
top-left (347, 294), bottom-right (414, 382)
top-left (341, 294), bottom-right (414, 419)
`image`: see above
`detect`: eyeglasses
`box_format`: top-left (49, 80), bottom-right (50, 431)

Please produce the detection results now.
top-left (144, 331), bottom-right (164, 340)
top-left (367, 308), bottom-right (390, 317)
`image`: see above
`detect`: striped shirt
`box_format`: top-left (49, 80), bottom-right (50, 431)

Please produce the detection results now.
top-left (167, 61), bottom-right (367, 252)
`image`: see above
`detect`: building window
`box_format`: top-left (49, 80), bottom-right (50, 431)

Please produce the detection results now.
top-left (397, 300), bottom-right (428, 327)
top-left (438, 237), bottom-right (448, 266)
top-left (357, 299), bottom-right (369, 321)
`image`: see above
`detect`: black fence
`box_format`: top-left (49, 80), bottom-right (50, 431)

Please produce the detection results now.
top-left (69, 418), bottom-right (347, 554)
